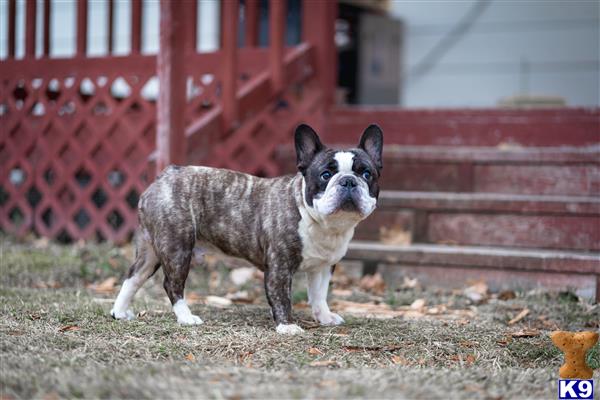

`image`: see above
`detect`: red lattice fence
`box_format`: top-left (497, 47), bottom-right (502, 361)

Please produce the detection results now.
top-left (0, 0), bottom-right (335, 243)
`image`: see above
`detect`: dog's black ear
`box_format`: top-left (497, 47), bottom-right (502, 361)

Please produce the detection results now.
top-left (358, 124), bottom-right (383, 172)
top-left (295, 124), bottom-right (324, 173)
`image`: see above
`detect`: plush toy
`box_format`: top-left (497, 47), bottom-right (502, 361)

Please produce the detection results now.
top-left (550, 331), bottom-right (598, 379)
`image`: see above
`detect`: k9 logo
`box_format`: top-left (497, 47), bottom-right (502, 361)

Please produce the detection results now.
top-left (558, 380), bottom-right (594, 400)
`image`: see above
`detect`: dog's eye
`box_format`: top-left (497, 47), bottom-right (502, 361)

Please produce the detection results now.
top-left (320, 171), bottom-right (332, 181)
top-left (362, 170), bottom-right (372, 180)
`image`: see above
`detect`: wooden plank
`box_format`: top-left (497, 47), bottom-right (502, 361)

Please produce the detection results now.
top-left (76, 0), bottom-right (88, 56)
top-left (221, 0), bottom-right (239, 131)
top-left (325, 107), bottom-right (600, 147)
top-left (156, 0), bottom-right (187, 171)
top-left (8, 0), bottom-right (16, 58)
top-left (428, 213), bottom-right (600, 251)
top-left (377, 191), bottom-right (600, 215)
top-left (131, 0), bottom-right (142, 54)
top-left (25, 0), bottom-right (37, 58)
top-left (345, 241), bottom-right (600, 274)
top-left (302, 0), bottom-right (337, 107)
top-left (474, 165), bottom-right (600, 196)
top-left (269, 0), bottom-right (285, 93)
top-left (245, 0), bottom-right (259, 47)
top-left (43, 0), bottom-right (51, 56)
top-left (185, 0), bottom-right (197, 53)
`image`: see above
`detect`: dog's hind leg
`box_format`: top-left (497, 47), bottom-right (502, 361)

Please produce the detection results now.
top-left (111, 229), bottom-right (160, 320)
top-left (156, 231), bottom-right (203, 325)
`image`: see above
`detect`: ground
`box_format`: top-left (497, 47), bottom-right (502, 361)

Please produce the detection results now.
top-left (1, 235), bottom-right (598, 399)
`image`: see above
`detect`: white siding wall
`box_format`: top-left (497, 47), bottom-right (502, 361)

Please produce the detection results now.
top-left (391, 0), bottom-right (599, 107)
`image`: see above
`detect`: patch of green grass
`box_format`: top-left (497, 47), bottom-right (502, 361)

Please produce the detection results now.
top-left (587, 344), bottom-right (600, 370)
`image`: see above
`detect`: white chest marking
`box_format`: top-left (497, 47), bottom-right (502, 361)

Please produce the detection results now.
top-left (297, 205), bottom-right (356, 271)
top-left (334, 151), bottom-right (355, 173)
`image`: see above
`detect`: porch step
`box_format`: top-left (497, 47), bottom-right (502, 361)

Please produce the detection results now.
top-left (324, 107), bottom-right (600, 147)
top-left (343, 241), bottom-right (600, 300)
top-left (355, 191), bottom-right (600, 251)
top-left (276, 145), bottom-right (600, 196)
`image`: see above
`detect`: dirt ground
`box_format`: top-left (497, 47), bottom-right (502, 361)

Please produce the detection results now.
top-left (1, 235), bottom-right (598, 399)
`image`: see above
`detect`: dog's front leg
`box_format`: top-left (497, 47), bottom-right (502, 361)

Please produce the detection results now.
top-left (307, 265), bottom-right (344, 326)
top-left (264, 267), bottom-right (304, 335)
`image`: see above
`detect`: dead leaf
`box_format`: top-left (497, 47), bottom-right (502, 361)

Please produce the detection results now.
top-left (359, 273), bottom-right (386, 295)
top-left (186, 292), bottom-right (203, 304)
top-left (410, 298), bottom-right (426, 310)
top-left (401, 277), bottom-right (419, 289)
top-left (463, 281), bottom-right (488, 303)
top-left (308, 347), bottom-right (323, 355)
top-left (509, 328), bottom-right (540, 338)
top-left (496, 337), bottom-right (512, 346)
top-left (465, 354), bottom-right (476, 365)
top-left (89, 277), bottom-right (117, 294)
top-left (226, 290), bottom-right (254, 303)
top-left (508, 308), bottom-right (529, 325)
top-left (205, 296), bottom-right (232, 307)
top-left (379, 226), bottom-right (412, 246)
top-left (185, 353), bottom-right (196, 362)
top-left (498, 290), bottom-right (516, 301)
top-left (459, 340), bottom-right (478, 348)
top-left (331, 289), bottom-right (353, 297)
top-left (309, 360), bottom-right (339, 368)
top-left (391, 355), bottom-right (410, 365)
top-left (58, 325), bottom-right (80, 332)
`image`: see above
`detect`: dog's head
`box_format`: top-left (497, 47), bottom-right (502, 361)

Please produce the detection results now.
top-left (295, 124), bottom-right (383, 221)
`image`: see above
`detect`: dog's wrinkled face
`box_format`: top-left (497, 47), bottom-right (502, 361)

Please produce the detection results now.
top-left (295, 124), bottom-right (383, 219)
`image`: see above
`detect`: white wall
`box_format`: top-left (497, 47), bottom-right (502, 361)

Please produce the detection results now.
top-left (391, 0), bottom-right (599, 107)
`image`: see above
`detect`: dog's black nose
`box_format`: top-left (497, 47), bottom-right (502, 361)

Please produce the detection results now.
top-left (339, 176), bottom-right (357, 188)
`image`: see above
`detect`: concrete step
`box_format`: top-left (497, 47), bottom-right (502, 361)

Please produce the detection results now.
top-left (276, 145), bottom-right (600, 196)
top-left (355, 191), bottom-right (600, 251)
top-left (343, 241), bottom-right (600, 301)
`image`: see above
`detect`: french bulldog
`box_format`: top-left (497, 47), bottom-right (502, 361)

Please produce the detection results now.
top-left (111, 124), bottom-right (383, 334)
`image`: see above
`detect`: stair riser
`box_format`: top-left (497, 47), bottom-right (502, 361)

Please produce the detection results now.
top-left (325, 108), bottom-right (600, 147)
top-left (356, 209), bottom-right (600, 251)
top-left (381, 163), bottom-right (600, 196)
top-left (275, 149), bottom-right (600, 196)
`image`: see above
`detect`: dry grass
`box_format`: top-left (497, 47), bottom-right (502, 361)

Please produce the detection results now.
top-left (1, 235), bottom-right (598, 399)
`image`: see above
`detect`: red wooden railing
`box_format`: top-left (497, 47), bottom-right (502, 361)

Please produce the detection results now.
top-left (0, 0), bottom-right (337, 243)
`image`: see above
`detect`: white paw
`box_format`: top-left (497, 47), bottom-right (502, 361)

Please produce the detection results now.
top-left (111, 308), bottom-right (135, 321)
top-left (276, 323), bottom-right (305, 335)
top-left (177, 314), bottom-right (204, 326)
top-left (316, 312), bottom-right (345, 326)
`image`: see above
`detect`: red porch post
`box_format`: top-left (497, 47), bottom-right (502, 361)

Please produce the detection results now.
top-left (8, 0), bottom-right (16, 58)
top-left (156, 0), bottom-right (187, 172)
top-left (222, 0), bottom-right (239, 131)
top-left (131, 0), bottom-right (142, 54)
top-left (302, 0), bottom-right (337, 107)
top-left (76, 0), bottom-right (88, 56)
top-left (270, 0), bottom-right (285, 93)
top-left (107, 0), bottom-right (114, 54)
top-left (43, 0), bottom-right (51, 56)
top-left (245, 0), bottom-right (259, 47)
top-left (25, 0), bottom-right (37, 58)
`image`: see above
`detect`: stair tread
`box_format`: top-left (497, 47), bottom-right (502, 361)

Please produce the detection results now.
top-left (345, 241), bottom-right (600, 273)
